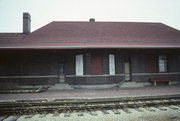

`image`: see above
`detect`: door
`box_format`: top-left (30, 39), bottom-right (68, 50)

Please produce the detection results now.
top-left (91, 54), bottom-right (102, 75)
top-left (124, 56), bottom-right (131, 81)
top-left (148, 55), bottom-right (157, 73)
top-left (59, 63), bottom-right (65, 83)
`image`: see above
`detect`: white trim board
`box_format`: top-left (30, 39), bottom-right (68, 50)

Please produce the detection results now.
top-left (132, 72), bottom-right (180, 76)
top-left (0, 72), bottom-right (180, 79)
top-left (0, 75), bottom-right (58, 79)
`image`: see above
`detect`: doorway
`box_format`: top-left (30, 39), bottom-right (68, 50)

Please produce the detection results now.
top-left (91, 54), bottom-right (102, 75)
top-left (59, 63), bottom-right (65, 83)
top-left (124, 56), bottom-right (131, 81)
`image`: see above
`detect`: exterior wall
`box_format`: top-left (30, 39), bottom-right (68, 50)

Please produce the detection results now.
top-left (102, 54), bottom-right (109, 74)
top-left (131, 55), bottom-right (149, 73)
top-left (115, 54), bottom-right (124, 74)
top-left (169, 55), bottom-right (180, 72)
top-left (84, 53), bottom-right (91, 75)
top-left (131, 53), bottom-right (180, 82)
top-left (67, 49), bottom-right (180, 85)
top-left (0, 49), bottom-right (180, 86)
top-left (0, 50), bottom-right (73, 86)
top-left (66, 75), bottom-right (124, 85)
top-left (132, 73), bottom-right (180, 83)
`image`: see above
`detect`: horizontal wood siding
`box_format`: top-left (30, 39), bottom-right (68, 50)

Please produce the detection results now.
top-left (84, 54), bottom-right (91, 75)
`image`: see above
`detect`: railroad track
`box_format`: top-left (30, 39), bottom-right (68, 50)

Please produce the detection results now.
top-left (0, 94), bottom-right (180, 120)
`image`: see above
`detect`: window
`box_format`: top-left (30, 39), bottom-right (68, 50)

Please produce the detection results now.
top-left (158, 56), bottom-right (167, 72)
top-left (75, 55), bottom-right (83, 75)
top-left (109, 54), bottom-right (115, 75)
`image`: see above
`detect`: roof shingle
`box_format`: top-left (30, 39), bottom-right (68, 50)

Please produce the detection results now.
top-left (0, 21), bottom-right (180, 49)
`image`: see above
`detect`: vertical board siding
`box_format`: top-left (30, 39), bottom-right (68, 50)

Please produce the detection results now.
top-left (64, 55), bottom-right (75, 75)
top-left (102, 54), bottom-right (109, 74)
top-left (131, 55), bottom-right (148, 73)
top-left (115, 55), bottom-right (124, 74)
top-left (169, 55), bottom-right (180, 72)
top-left (84, 54), bottom-right (91, 75)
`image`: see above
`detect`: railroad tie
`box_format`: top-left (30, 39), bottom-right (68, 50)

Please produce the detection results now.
top-left (162, 100), bottom-right (169, 103)
top-left (156, 106), bottom-right (167, 111)
top-left (144, 101), bottom-right (152, 104)
top-left (114, 102), bottom-right (121, 108)
top-left (169, 106), bottom-right (179, 110)
top-left (24, 115), bottom-right (34, 119)
top-left (134, 108), bottom-right (144, 112)
top-left (170, 99), bottom-right (177, 102)
top-left (88, 110), bottom-right (97, 116)
top-left (64, 112), bottom-right (71, 117)
top-left (127, 101), bottom-right (135, 105)
top-left (2, 116), bottom-right (20, 121)
top-left (101, 109), bottom-right (109, 114)
top-left (176, 105), bottom-right (180, 108)
top-left (39, 114), bottom-right (46, 118)
top-left (53, 112), bottom-right (60, 117)
top-left (122, 108), bottom-right (131, 113)
top-left (112, 109), bottom-right (121, 114)
top-left (77, 112), bottom-right (84, 116)
top-left (145, 107), bottom-right (156, 112)
top-left (0, 116), bottom-right (8, 121)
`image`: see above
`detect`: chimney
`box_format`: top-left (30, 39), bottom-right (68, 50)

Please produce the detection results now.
top-left (23, 12), bottom-right (31, 34)
top-left (89, 18), bottom-right (95, 22)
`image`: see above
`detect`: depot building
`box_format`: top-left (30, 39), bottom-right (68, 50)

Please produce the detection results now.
top-left (0, 13), bottom-right (180, 88)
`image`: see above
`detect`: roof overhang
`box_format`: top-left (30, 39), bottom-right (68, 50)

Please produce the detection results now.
top-left (0, 43), bottom-right (180, 49)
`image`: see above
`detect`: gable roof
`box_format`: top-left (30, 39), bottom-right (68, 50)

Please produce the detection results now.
top-left (0, 21), bottom-right (180, 49)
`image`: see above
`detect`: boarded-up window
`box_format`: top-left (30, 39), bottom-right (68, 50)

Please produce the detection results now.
top-left (76, 55), bottom-right (83, 75)
top-left (91, 54), bottom-right (102, 75)
top-left (109, 54), bottom-right (115, 75)
top-left (158, 56), bottom-right (167, 72)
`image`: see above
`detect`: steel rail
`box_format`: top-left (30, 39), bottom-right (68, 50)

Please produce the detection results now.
top-left (0, 94), bottom-right (180, 115)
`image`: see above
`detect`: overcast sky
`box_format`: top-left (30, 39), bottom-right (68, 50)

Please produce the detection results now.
top-left (0, 0), bottom-right (180, 33)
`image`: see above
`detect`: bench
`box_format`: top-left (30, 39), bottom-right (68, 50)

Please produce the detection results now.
top-left (149, 77), bottom-right (171, 86)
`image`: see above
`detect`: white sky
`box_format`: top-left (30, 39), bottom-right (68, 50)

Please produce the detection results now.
top-left (0, 0), bottom-right (180, 32)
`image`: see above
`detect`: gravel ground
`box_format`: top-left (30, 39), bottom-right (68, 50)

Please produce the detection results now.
top-left (0, 85), bottom-right (180, 101)
top-left (14, 106), bottom-right (180, 121)
top-left (1, 86), bottom-right (180, 121)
